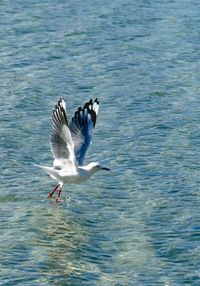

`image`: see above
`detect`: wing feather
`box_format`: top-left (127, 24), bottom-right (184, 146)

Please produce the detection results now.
top-left (50, 98), bottom-right (76, 170)
top-left (69, 98), bottom-right (99, 165)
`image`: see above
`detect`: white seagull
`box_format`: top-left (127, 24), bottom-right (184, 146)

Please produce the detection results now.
top-left (35, 98), bottom-right (109, 202)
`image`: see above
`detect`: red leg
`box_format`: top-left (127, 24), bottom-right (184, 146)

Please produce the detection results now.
top-left (48, 184), bottom-right (59, 198)
top-left (55, 188), bottom-right (62, 203)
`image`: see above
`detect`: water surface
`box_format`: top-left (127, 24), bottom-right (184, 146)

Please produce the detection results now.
top-left (1, 0), bottom-right (200, 285)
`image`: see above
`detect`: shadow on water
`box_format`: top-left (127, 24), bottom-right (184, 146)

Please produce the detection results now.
top-left (29, 207), bottom-right (87, 284)
top-left (25, 202), bottom-right (109, 285)
top-left (0, 186), bottom-right (115, 285)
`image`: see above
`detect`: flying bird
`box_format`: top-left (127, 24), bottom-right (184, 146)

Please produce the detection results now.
top-left (35, 98), bottom-right (109, 202)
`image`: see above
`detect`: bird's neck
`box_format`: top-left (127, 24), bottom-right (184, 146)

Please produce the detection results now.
top-left (80, 164), bottom-right (98, 174)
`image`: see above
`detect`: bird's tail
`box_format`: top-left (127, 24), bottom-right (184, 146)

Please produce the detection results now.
top-left (33, 164), bottom-right (60, 182)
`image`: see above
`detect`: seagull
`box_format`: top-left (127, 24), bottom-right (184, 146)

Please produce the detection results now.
top-left (35, 98), bottom-right (109, 202)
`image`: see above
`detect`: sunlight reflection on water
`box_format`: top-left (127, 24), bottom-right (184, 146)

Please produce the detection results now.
top-left (1, 0), bottom-right (200, 285)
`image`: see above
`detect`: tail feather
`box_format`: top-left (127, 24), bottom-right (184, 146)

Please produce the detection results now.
top-left (34, 164), bottom-right (60, 182)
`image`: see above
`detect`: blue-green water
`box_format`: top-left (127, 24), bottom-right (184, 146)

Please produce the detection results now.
top-left (1, 0), bottom-right (200, 285)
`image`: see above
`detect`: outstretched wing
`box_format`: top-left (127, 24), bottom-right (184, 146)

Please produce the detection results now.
top-left (50, 98), bottom-right (76, 170)
top-left (69, 98), bottom-right (99, 166)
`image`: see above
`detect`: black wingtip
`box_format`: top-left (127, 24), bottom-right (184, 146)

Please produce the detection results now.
top-left (52, 98), bottom-right (68, 127)
top-left (94, 98), bottom-right (99, 104)
top-left (70, 98), bottom-right (99, 131)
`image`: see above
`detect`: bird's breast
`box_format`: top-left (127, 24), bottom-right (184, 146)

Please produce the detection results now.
top-left (60, 170), bottom-right (91, 184)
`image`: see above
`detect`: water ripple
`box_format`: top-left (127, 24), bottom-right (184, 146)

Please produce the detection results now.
top-left (1, 0), bottom-right (200, 285)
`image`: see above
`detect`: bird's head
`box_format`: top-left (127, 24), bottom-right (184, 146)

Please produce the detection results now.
top-left (88, 162), bottom-right (110, 172)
